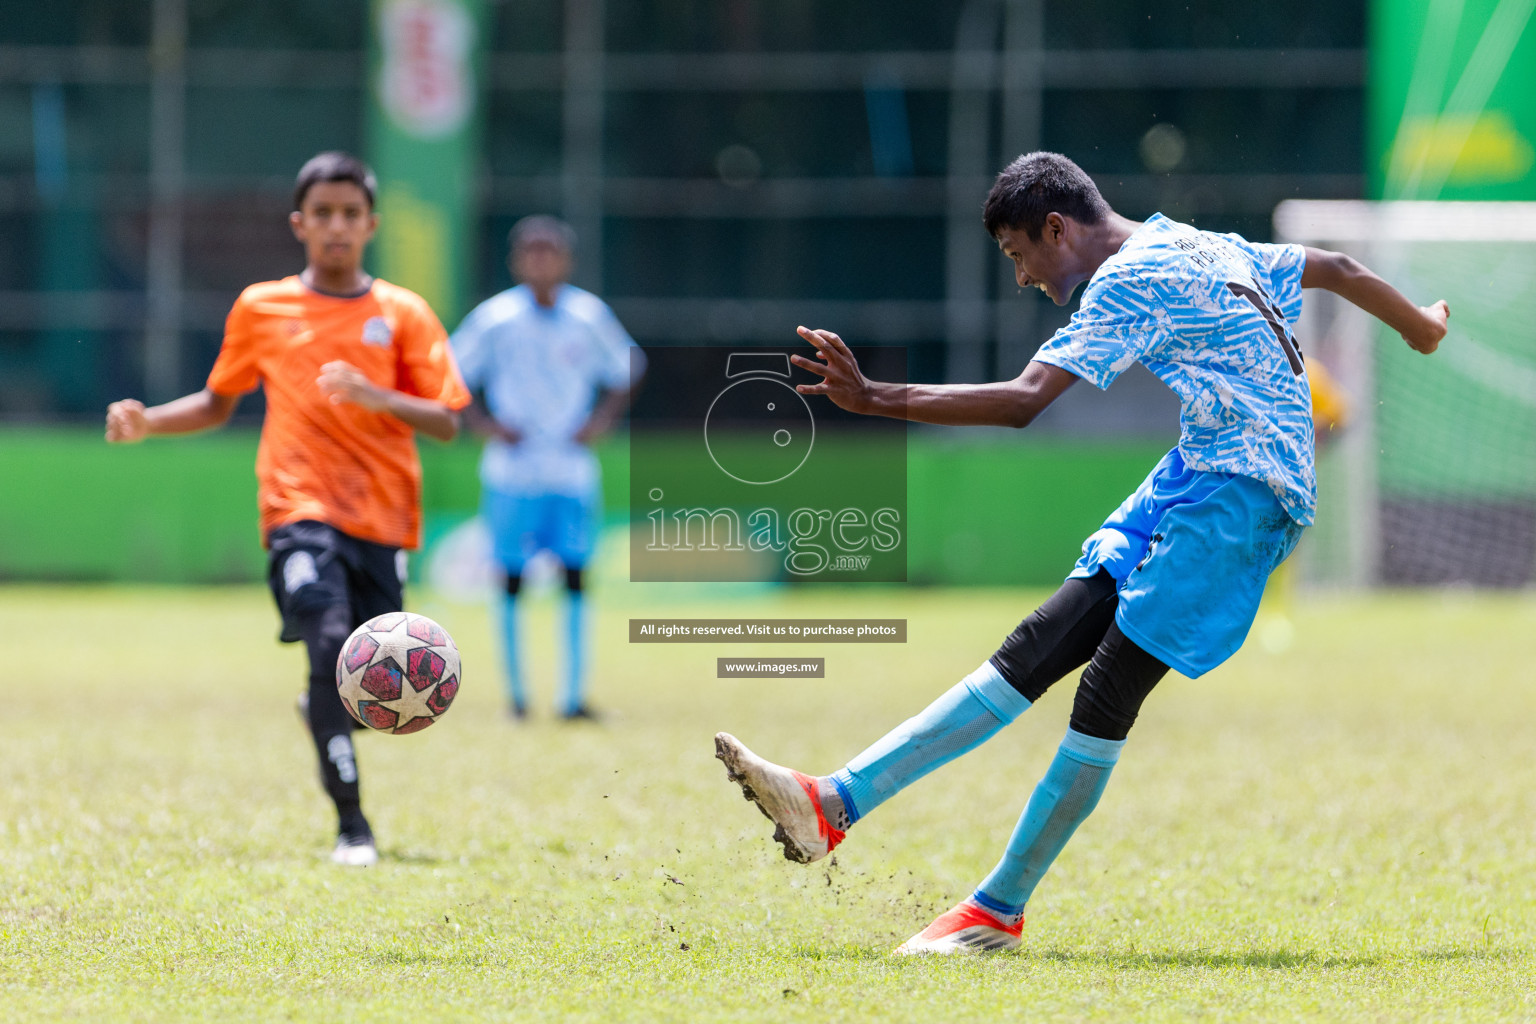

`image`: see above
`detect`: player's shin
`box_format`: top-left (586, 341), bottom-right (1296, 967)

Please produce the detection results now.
top-left (297, 606), bottom-right (370, 839)
top-left (830, 662), bottom-right (1031, 823)
top-left (562, 586), bottom-right (587, 715)
top-left (497, 581), bottom-right (527, 715)
top-left (971, 729), bottom-right (1123, 916)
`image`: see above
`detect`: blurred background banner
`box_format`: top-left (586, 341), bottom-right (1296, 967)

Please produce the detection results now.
top-left (0, 0), bottom-right (1371, 422)
top-left (3, 0), bottom-right (1533, 587)
top-left (367, 0), bottom-right (488, 326)
top-left (1372, 0), bottom-right (1536, 201)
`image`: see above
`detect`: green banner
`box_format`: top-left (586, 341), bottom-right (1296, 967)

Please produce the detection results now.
top-left (1371, 0), bottom-right (1536, 200)
top-left (366, 0), bottom-right (487, 326)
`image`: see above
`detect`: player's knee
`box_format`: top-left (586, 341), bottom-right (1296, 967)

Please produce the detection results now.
top-left (1068, 626), bottom-right (1169, 742)
top-left (1068, 688), bottom-right (1139, 741)
top-left (564, 567), bottom-right (584, 593)
top-left (991, 569), bottom-right (1118, 702)
top-left (279, 549), bottom-right (338, 616)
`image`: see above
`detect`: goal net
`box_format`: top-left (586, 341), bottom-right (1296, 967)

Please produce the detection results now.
top-left (1274, 200), bottom-right (1536, 588)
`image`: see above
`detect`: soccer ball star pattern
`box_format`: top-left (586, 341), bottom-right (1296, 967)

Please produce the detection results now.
top-left (336, 612), bottom-right (462, 734)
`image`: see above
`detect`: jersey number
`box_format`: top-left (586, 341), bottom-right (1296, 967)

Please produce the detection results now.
top-left (1226, 282), bottom-right (1303, 376)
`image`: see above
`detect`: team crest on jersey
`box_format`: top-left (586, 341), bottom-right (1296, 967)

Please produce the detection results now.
top-left (361, 316), bottom-right (394, 347)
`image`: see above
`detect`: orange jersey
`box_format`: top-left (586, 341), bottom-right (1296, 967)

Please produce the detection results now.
top-left (207, 276), bottom-right (471, 550)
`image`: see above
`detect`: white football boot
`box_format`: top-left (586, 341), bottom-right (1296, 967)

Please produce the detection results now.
top-left (893, 901), bottom-right (1024, 955)
top-left (331, 835), bottom-right (379, 867)
top-left (714, 732), bottom-right (844, 864)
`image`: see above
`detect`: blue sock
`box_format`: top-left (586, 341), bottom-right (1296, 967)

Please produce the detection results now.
top-left (562, 590), bottom-right (587, 714)
top-left (497, 594), bottom-right (526, 711)
top-left (973, 728), bottom-right (1126, 916)
top-left (829, 662), bottom-right (1031, 823)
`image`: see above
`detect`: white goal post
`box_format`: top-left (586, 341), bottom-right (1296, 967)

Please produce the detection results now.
top-left (1274, 200), bottom-right (1536, 588)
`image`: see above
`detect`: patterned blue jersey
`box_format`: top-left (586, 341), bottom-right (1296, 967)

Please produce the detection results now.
top-left (1033, 214), bottom-right (1316, 524)
top-left (452, 284), bottom-right (642, 497)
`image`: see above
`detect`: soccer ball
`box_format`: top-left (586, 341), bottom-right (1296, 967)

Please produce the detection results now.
top-left (335, 612), bottom-right (462, 734)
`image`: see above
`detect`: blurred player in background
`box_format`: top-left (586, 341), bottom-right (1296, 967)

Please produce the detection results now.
top-left (105, 152), bottom-right (470, 866)
top-left (451, 217), bottom-right (643, 721)
top-left (1305, 354), bottom-right (1351, 442)
top-left (716, 152), bottom-right (1447, 953)
top-left (1262, 353), bottom-right (1352, 607)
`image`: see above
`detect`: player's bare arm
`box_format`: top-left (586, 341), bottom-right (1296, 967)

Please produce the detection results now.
top-left (104, 389), bottom-right (240, 443)
top-left (573, 387), bottom-right (635, 445)
top-left (317, 360), bottom-right (460, 442)
top-left (791, 326), bottom-right (1078, 428)
top-left (1301, 247), bottom-right (1449, 354)
top-left (463, 400), bottom-right (522, 445)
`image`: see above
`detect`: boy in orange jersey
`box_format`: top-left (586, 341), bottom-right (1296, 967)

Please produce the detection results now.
top-left (105, 152), bottom-right (470, 866)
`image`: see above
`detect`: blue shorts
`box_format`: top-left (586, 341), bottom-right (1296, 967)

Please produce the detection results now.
top-left (1070, 448), bottom-right (1305, 678)
top-left (482, 489), bottom-right (598, 573)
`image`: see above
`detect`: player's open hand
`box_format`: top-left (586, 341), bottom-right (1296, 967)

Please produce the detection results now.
top-left (318, 361), bottom-right (388, 411)
top-left (105, 399), bottom-right (149, 443)
top-left (792, 327), bottom-right (874, 414)
top-left (1404, 300), bottom-right (1449, 354)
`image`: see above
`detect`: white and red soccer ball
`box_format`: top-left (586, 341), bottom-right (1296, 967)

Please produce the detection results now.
top-left (335, 612), bottom-right (461, 734)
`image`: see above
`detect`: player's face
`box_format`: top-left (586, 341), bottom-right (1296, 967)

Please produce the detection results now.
top-left (512, 241), bottom-right (572, 292)
top-left (289, 182), bottom-right (377, 275)
top-left (996, 221), bottom-right (1072, 306)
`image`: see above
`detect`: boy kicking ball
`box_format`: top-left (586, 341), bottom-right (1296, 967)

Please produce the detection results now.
top-left (716, 151), bottom-right (1447, 954)
top-left (106, 152), bottom-right (469, 866)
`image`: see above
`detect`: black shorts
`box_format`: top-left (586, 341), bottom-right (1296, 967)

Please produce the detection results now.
top-left (266, 520), bottom-right (405, 643)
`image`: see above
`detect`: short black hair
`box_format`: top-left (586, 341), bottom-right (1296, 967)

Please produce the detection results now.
top-left (293, 151), bottom-right (377, 211)
top-left (509, 215), bottom-right (576, 254)
top-left (982, 152), bottom-right (1111, 240)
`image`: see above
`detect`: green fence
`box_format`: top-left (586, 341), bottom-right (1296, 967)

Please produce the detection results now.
top-left (0, 427), bottom-right (1167, 586)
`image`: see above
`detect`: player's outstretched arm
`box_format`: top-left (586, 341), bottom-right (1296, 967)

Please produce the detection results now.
top-left (791, 326), bottom-right (1078, 428)
top-left (104, 389), bottom-right (240, 443)
top-left (317, 360), bottom-right (460, 441)
top-left (1300, 247), bottom-right (1449, 354)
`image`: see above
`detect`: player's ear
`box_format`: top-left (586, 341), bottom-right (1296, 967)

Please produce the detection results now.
top-left (364, 210), bottom-right (379, 241)
top-left (1045, 212), bottom-right (1066, 244)
top-left (288, 210), bottom-right (305, 242)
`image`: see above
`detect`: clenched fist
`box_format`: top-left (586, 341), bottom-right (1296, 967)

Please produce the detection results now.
top-left (105, 399), bottom-right (149, 443)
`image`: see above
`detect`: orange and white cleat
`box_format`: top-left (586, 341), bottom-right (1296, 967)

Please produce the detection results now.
top-left (894, 900), bottom-right (1023, 955)
top-left (714, 732), bottom-right (845, 864)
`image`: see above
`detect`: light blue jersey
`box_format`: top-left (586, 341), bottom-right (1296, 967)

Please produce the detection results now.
top-left (452, 284), bottom-right (643, 498)
top-left (1033, 214), bottom-right (1315, 525)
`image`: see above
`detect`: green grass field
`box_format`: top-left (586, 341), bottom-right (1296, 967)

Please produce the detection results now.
top-left (2, 581), bottom-right (1534, 1022)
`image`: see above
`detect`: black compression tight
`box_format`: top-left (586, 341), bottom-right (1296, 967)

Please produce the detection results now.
top-left (503, 567), bottom-right (584, 596)
top-left (988, 569), bottom-right (1170, 741)
top-left (296, 604), bottom-right (365, 829)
